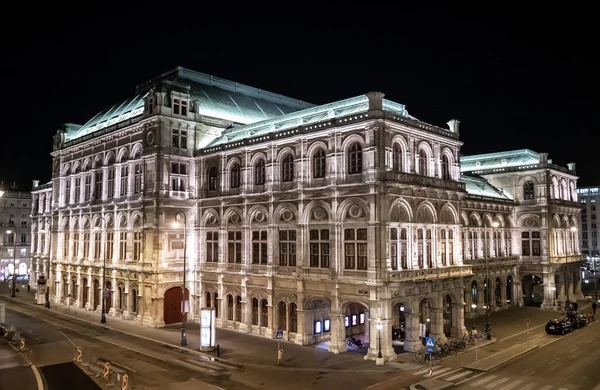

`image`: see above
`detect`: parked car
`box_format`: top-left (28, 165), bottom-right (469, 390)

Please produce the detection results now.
top-left (545, 318), bottom-right (572, 335)
top-left (570, 314), bottom-right (587, 329)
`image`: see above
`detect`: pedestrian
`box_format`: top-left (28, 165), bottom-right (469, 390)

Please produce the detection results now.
top-left (593, 301), bottom-right (597, 316)
top-left (27, 285), bottom-right (30, 293)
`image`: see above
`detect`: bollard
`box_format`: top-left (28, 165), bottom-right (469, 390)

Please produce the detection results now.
top-left (122, 374), bottom-right (128, 390)
top-left (76, 347), bottom-right (82, 363)
top-left (216, 344), bottom-right (220, 357)
top-left (103, 362), bottom-right (110, 380)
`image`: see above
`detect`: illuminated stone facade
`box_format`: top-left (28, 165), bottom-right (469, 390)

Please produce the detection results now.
top-left (0, 188), bottom-right (33, 282)
top-left (577, 186), bottom-right (600, 257)
top-left (30, 67), bottom-right (583, 361)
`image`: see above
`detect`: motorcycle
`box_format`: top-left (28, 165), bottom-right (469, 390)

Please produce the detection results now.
top-left (347, 336), bottom-right (364, 348)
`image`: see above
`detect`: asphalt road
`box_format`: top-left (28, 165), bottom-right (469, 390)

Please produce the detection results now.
top-left (452, 319), bottom-right (600, 390)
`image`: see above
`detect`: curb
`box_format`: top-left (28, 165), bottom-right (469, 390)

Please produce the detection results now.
top-left (0, 295), bottom-right (406, 373)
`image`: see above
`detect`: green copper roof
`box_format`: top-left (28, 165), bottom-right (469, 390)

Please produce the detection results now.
top-left (67, 67), bottom-right (315, 141)
top-left (206, 95), bottom-right (415, 147)
top-left (460, 149), bottom-right (540, 172)
top-left (460, 174), bottom-right (513, 200)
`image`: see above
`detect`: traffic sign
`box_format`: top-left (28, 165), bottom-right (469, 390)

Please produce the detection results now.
top-left (525, 318), bottom-right (530, 325)
top-left (276, 330), bottom-right (283, 339)
top-left (425, 337), bottom-right (435, 347)
top-left (427, 346), bottom-right (434, 353)
top-left (473, 333), bottom-right (479, 339)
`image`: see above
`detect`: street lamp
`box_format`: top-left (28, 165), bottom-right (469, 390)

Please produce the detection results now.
top-left (172, 211), bottom-right (188, 347)
top-left (564, 226), bottom-right (578, 303)
top-left (6, 229), bottom-right (17, 297)
top-left (376, 319), bottom-right (383, 359)
top-left (471, 303), bottom-right (477, 330)
top-left (483, 220), bottom-right (499, 340)
top-left (94, 217), bottom-right (107, 324)
top-left (551, 285), bottom-right (557, 307)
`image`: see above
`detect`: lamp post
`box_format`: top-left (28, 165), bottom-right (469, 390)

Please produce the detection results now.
top-left (6, 229), bottom-right (17, 297)
top-left (551, 285), bottom-right (556, 307)
top-left (95, 217), bottom-right (107, 324)
top-left (376, 319), bottom-right (383, 359)
top-left (471, 303), bottom-right (477, 330)
top-left (172, 211), bottom-right (188, 347)
top-left (483, 221), bottom-right (499, 340)
top-left (564, 226), bottom-right (578, 303)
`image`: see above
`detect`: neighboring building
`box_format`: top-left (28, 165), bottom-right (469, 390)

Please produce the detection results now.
top-left (0, 186), bottom-right (33, 282)
top-left (30, 67), bottom-right (584, 362)
top-left (577, 186), bottom-right (599, 257)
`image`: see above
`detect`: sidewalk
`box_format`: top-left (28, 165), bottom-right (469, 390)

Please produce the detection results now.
top-left (1, 289), bottom-right (421, 373)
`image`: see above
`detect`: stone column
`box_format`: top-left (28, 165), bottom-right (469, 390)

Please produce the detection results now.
top-left (403, 313), bottom-right (421, 352)
top-left (295, 309), bottom-right (306, 344)
top-left (365, 317), bottom-right (397, 363)
top-left (428, 307), bottom-right (447, 343)
top-left (328, 313), bottom-right (348, 354)
top-left (450, 302), bottom-right (465, 337)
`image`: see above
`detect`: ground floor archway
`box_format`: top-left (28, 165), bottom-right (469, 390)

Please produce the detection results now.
top-left (164, 286), bottom-right (190, 325)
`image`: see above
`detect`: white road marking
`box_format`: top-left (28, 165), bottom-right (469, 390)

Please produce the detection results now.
top-left (413, 365), bottom-right (440, 375)
top-left (538, 386), bottom-right (552, 390)
top-left (497, 380), bottom-right (523, 390)
top-left (590, 337), bottom-right (596, 342)
top-left (526, 370), bottom-right (536, 376)
top-left (470, 375), bottom-right (497, 387)
top-left (548, 357), bottom-right (560, 365)
top-left (485, 377), bottom-right (510, 388)
top-left (431, 367), bottom-right (457, 377)
top-left (444, 370), bottom-right (471, 381)
top-left (569, 347), bottom-right (579, 353)
top-left (520, 383), bottom-right (538, 390)
top-left (30, 365), bottom-right (44, 390)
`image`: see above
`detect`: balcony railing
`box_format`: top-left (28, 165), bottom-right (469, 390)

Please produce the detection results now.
top-left (389, 265), bottom-right (472, 282)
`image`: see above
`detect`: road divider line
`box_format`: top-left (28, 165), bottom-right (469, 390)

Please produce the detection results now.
top-left (548, 357), bottom-right (560, 365)
top-left (526, 370), bottom-right (535, 376)
top-left (569, 347), bottom-right (578, 353)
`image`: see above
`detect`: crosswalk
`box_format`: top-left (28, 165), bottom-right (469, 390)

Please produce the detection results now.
top-left (412, 366), bottom-right (580, 389)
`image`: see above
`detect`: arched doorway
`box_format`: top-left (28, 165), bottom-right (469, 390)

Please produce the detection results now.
top-left (495, 278), bottom-right (502, 306)
top-left (392, 302), bottom-right (407, 343)
top-left (443, 294), bottom-right (453, 337)
top-left (164, 286), bottom-right (189, 325)
top-left (105, 281), bottom-right (112, 312)
top-left (93, 280), bottom-right (100, 311)
top-left (304, 298), bottom-right (331, 345)
top-left (82, 278), bottom-right (88, 307)
top-left (341, 301), bottom-right (370, 354)
top-left (522, 274), bottom-right (543, 306)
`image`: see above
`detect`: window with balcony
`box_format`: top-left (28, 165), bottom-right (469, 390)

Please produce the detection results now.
top-left (95, 171), bottom-right (103, 200)
top-left (83, 233), bottom-right (90, 258)
top-left (309, 229), bottom-right (329, 268)
top-left (254, 159), bottom-right (265, 186)
top-left (441, 154), bottom-right (451, 180)
top-left (227, 231), bottom-right (242, 263)
top-left (279, 230), bottom-right (296, 266)
top-left (313, 148), bottom-right (326, 178)
top-left (208, 167), bottom-right (219, 191)
top-left (390, 227), bottom-right (408, 270)
top-left (63, 232), bottom-right (70, 258)
top-left (134, 163), bottom-right (142, 194)
top-left (84, 174), bottom-right (91, 201)
top-left (107, 169), bottom-right (115, 198)
top-left (393, 143), bottom-right (403, 172)
top-left (73, 232), bottom-right (80, 258)
top-left (94, 232), bottom-right (101, 260)
top-left (120, 166), bottom-right (128, 197)
top-left (418, 150), bottom-right (428, 176)
top-left (206, 231), bottom-right (219, 262)
top-left (133, 231), bottom-right (142, 261)
top-left (106, 232), bottom-right (114, 260)
top-left (230, 163), bottom-right (241, 189)
top-left (119, 232), bottom-right (127, 260)
top-left (282, 154), bottom-right (294, 182)
top-left (252, 230), bottom-right (268, 265)
top-left (65, 179), bottom-right (71, 203)
top-left (344, 228), bottom-right (367, 270)
top-left (348, 142), bottom-right (362, 175)
top-left (74, 177), bottom-right (81, 202)
top-left (521, 231), bottom-right (541, 256)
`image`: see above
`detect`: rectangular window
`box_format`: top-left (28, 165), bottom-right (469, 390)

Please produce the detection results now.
top-left (94, 232), bottom-right (101, 260)
top-left (65, 178), bottom-right (71, 203)
top-left (120, 165), bottom-right (128, 197)
top-left (134, 163), bottom-right (142, 194)
top-left (389, 228), bottom-right (408, 270)
top-left (107, 168), bottom-right (115, 198)
top-left (63, 232), bottom-right (70, 258)
top-left (252, 230), bottom-right (268, 265)
top-left (83, 233), bottom-right (90, 258)
top-left (73, 232), bottom-right (80, 258)
top-left (173, 98), bottom-right (188, 116)
top-left (171, 129), bottom-right (188, 149)
top-left (95, 171), bottom-right (103, 200)
top-left (343, 228), bottom-right (368, 270)
top-left (227, 231), bottom-right (242, 263)
top-left (521, 231), bottom-right (530, 256)
top-left (74, 177), bottom-right (81, 202)
top-left (119, 232), bottom-right (127, 260)
top-left (279, 230), bottom-right (297, 266)
top-left (106, 232), bottom-right (114, 260)
top-left (532, 231), bottom-right (541, 256)
top-left (506, 232), bottom-right (512, 256)
top-left (206, 231), bottom-right (219, 262)
top-left (84, 174), bottom-right (91, 201)
top-left (171, 162), bottom-right (187, 192)
top-left (309, 229), bottom-right (329, 268)
top-left (133, 231), bottom-right (142, 261)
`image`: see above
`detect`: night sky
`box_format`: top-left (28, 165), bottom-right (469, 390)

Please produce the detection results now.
top-left (3, 9), bottom-right (598, 190)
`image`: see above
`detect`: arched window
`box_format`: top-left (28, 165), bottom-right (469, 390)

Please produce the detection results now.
top-left (523, 181), bottom-right (535, 200)
top-left (418, 149), bottom-right (428, 176)
top-left (348, 142), bottom-right (362, 174)
top-left (230, 163), bottom-right (240, 189)
top-left (441, 154), bottom-right (451, 180)
top-left (393, 143), bottom-right (402, 172)
top-left (313, 148), bottom-right (326, 178)
top-left (254, 159), bottom-right (265, 185)
top-left (282, 154), bottom-right (294, 182)
top-left (208, 167), bottom-right (218, 191)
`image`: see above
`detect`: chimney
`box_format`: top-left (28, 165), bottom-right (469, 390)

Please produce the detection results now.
top-left (447, 119), bottom-right (460, 134)
top-left (567, 162), bottom-right (576, 173)
top-left (32, 180), bottom-right (40, 188)
top-left (366, 91), bottom-right (385, 112)
top-left (539, 153), bottom-right (548, 164)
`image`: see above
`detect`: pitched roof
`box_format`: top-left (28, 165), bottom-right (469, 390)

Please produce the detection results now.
top-left (460, 174), bottom-right (513, 200)
top-left (460, 149), bottom-right (540, 172)
top-left (66, 67), bottom-right (315, 141)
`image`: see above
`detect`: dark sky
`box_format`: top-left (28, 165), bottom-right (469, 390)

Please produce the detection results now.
top-left (2, 8), bottom-right (598, 190)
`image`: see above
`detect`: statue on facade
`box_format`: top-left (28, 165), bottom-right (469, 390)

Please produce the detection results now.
top-left (53, 130), bottom-right (66, 151)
